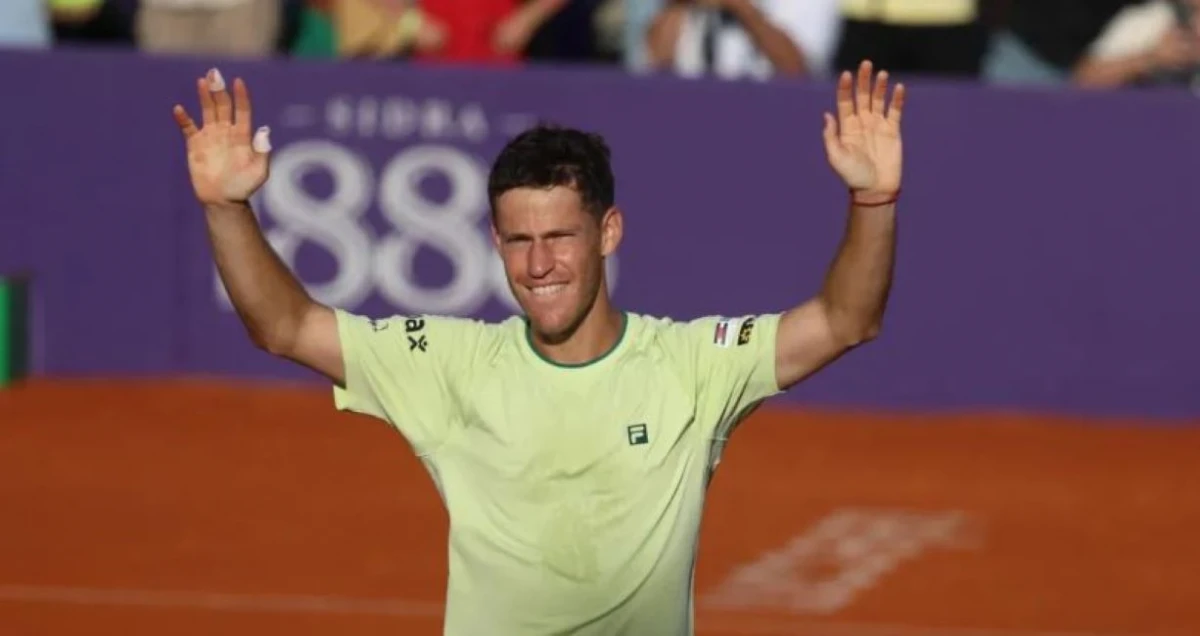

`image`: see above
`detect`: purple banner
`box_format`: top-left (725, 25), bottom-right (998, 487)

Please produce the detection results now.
top-left (2, 48), bottom-right (1198, 419)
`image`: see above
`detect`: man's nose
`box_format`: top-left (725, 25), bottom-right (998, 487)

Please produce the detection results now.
top-left (527, 241), bottom-right (554, 278)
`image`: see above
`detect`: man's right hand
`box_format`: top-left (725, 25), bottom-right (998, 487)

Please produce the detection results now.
top-left (173, 69), bottom-right (271, 209)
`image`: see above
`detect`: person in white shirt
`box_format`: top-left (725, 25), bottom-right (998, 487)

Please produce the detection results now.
top-left (644, 0), bottom-right (841, 80)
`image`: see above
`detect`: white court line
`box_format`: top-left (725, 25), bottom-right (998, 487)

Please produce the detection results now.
top-left (0, 584), bottom-right (442, 617)
top-left (0, 584), bottom-right (1157, 636)
top-left (694, 614), bottom-right (1156, 636)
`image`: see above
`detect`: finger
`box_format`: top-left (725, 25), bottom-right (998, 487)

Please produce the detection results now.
top-left (871, 70), bottom-right (889, 115)
top-left (822, 111), bottom-right (838, 143)
top-left (252, 126), bottom-right (273, 155)
top-left (822, 112), bottom-right (842, 155)
top-left (856, 60), bottom-right (873, 114)
top-left (233, 77), bottom-right (253, 141)
top-left (173, 104), bottom-right (199, 139)
top-left (887, 83), bottom-right (906, 125)
top-left (196, 77), bottom-right (216, 126)
top-left (208, 68), bottom-right (233, 124)
top-left (836, 70), bottom-right (854, 123)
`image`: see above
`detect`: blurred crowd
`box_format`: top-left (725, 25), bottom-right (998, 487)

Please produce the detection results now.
top-left (3, 0), bottom-right (1200, 90)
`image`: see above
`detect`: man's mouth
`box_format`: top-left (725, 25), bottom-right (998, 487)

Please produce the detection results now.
top-left (529, 283), bottom-right (568, 298)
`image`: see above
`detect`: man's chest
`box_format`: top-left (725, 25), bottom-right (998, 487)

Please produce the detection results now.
top-left (445, 366), bottom-right (701, 489)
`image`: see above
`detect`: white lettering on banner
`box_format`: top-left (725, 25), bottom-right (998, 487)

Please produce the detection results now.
top-left (214, 139), bottom-right (619, 316)
top-left (324, 96), bottom-right (490, 142)
top-left (701, 508), bottom-right (979, 615)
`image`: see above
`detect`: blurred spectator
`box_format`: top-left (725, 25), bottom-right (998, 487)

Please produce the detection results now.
top-left (1076, 0), bottom-right (1200, 88)
top-left (332, 0), bottom-right (431, 59)
top-left (0, 0), bottom-right (52, 49)
top-left (524, 0), bottom-right (607, 63)
top-left (289, 0), bottom-right (338, 57)
top-left (135, 0), bottom-right (282, 57)
top-left (624, 0), bottom-right (664, 71)
top-left (644, 0), bottom-right (840, 80)
top-left (50, 0), bottom-right (135, 46)
top-left (833, 0), bottom-right (987, 77)
top-left (980, 0), bottom-right (1146, 86)
top-left (592, 0), bottom-right (625, 62)
top-left (415, 0), bottom-right (567, 65)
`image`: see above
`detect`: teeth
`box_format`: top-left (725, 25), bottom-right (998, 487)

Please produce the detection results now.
top-left (531, 284), bottom-right (566, 297)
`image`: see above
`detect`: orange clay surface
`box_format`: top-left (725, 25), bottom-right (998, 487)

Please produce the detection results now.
top-left (2, 379), bottom-right (1198, 635)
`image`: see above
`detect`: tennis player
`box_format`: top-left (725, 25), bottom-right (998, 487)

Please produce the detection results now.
top-left (173, 58), bottom-right (903, 635)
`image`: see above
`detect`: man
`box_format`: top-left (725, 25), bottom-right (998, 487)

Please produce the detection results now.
top-left (170, 59), bottom-right (903, 635)
top-left (644, 0), bottom-right (841, 79)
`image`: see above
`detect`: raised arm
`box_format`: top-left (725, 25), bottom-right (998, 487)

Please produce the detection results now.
top-left (719, 0), bottom-right (807, 75)
top-left (492, 0), bottom-right (567, 55)
top-left (173, 69), bottom-right (345, 385)
top-left (774, 60), bottom-right (903, 391)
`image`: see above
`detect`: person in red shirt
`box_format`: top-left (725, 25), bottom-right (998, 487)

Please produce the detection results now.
top-left (416, 0), bottom-right (566, 64)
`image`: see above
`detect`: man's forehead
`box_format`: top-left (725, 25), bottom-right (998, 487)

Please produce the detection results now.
top-left (494, 186), bottom-right (590, 229)
top-left (497, 185), bottom-right (583, 209)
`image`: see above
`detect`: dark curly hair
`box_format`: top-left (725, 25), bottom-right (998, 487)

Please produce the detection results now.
top-left (487, 123), bottom-right (616, 221)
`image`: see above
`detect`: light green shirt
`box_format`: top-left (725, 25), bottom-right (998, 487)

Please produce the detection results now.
top-left (334, 309), bottom-right (781, 635)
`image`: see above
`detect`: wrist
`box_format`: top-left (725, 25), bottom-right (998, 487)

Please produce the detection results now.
top-left (850, 188), bottom-right (899, 207)
top-left (204, 200), bottom-right (253, 215)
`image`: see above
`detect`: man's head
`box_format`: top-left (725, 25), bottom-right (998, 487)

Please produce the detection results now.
top-left (487, 124), bottom-right (623, 343)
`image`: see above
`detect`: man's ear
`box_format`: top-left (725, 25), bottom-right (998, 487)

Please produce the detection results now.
top-left (599, 206), bottom-right (623, 257)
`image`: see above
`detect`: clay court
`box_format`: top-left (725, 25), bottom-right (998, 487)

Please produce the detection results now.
top-left (2, 380), bottom-right (1197, 635)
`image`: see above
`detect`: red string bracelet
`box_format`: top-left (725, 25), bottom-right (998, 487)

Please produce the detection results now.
top-left (850, 188), bottom-right (900, 207)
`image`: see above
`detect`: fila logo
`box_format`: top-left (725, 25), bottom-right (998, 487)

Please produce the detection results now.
top-left (627, 423), bottom-right (649, 446)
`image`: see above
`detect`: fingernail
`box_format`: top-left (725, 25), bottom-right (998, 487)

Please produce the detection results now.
top-left (208, 68), bottom-right (226, 92)
top-left (252, 126), bottom-right (272, 153)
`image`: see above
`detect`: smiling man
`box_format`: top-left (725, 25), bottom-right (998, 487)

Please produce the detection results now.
top-left (172, 59), bottom-right (904, 635)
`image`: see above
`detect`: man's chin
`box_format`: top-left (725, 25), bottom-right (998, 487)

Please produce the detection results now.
top-left (525, 311), bottom-right (579, 345)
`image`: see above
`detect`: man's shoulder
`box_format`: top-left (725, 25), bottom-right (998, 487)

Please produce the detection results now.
top-left (626, 311), bottom-right (778, 352)
top-left (341, 309), bottom-right (524, 355)
top-left (420, 313), bottom-right (525, 347)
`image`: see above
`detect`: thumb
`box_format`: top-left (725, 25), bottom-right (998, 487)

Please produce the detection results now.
top-left (822, 112), bottom-right (842, 158)
top-left (252, 126), bottom-right (272, 154)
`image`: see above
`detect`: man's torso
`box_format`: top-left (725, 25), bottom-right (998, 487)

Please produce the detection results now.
top-left (333, 310), bottom-right (781, 635)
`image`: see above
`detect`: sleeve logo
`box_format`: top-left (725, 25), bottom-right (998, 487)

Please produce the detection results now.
top-left (405, 318), bottom-right (427, 352)
top-left (713, 316), bottom-right (755, 348)
top-left (713, 319), bottom-right (733, 347)
top-left (737, 317), bottom-right (756, 346)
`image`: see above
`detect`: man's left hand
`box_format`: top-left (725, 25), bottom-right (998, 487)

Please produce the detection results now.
top-left (823, 60), bottom-right (905, 202)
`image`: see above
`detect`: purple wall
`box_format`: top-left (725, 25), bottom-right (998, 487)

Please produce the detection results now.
top-left (2, 48), bottom-right (1198, 419)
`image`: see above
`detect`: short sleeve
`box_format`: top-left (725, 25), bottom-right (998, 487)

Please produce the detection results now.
top-left (333, 308), bottom-right (484, 455)
top-left (682, 313), bottom-right (783, 440)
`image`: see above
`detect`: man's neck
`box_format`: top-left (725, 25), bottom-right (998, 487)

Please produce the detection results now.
top-left (530, 300), bottom-right (625, 367)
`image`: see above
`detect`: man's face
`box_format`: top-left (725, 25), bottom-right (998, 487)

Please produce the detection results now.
top-left (492, 186), bottom-right (621, 342)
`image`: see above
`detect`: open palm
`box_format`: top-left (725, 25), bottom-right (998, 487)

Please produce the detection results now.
top-left (823, 60), bottom-right (905, 199)
top-left (172, 69), bottom-right (271, 207)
